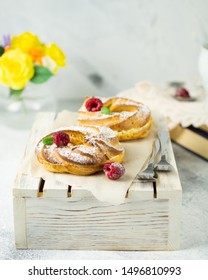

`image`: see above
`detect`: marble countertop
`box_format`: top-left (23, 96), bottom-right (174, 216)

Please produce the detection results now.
top-left (0, 100), bottom-right (207, 260)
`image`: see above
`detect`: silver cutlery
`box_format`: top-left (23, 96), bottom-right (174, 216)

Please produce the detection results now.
top-left (155, 130), bottom-right (172, 171)
top-left (136, 137), bottom-right (160, 180)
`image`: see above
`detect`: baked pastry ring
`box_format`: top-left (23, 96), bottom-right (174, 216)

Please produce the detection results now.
top-left (78, 97), bottom-right (152, 141)
top-left (35, 125), bottom-right (125, 175)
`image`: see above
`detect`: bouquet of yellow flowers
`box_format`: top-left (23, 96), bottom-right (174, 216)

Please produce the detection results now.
top-left (0, 32), bottom-right (66, 96)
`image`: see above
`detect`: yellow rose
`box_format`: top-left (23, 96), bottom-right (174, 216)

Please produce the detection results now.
top-left (11, 32), bottom-right (43, 53)
top-left (0, 49), bottom-right (34, 90)
top-left (44, 43), bottom-right (66, 70)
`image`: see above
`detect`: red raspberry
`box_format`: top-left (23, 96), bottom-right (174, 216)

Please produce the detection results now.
top-left (175, 87), bottom-right (190, 98)
top-left (103, 162), bottom-right (125, 180)
top-left (53, 132), bottom-right (70, 147)
top-left (85, 97), bottom-right (103, 112)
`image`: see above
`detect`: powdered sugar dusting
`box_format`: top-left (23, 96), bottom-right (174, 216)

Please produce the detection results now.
top-left (37, 125), bottom-right (123, 167)
top-left (43, 144), bottom-right (62, 164)
top-left (119, 111), bottom-right (135, 120)
top-left (78, 97), bottom-right (150, 123)
top-left (99, 126), bottom-right (116, 137)
top-left (52, 125), bottom-right (98, 135)
top-left (78, 112), bottom-right (118, 120)
top-left (57, 146), bottom-right (97, 165)
top-left (138, 103), bottom-right (150, 116)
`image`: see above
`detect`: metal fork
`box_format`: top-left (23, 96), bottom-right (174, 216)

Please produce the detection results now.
top-left (155, 130), bottom-right (172, 171)
top-left (136, 137), bottom-right (160, 180)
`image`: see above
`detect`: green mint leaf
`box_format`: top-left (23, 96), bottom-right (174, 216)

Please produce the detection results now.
top-left (101, 106), bottom-right (111, 115)
top-left (42, 135), bottom-right (53, 145)
top-left (10, 88), bottom-right (24, 96)
top-left (0, 46), bottom-right (4, 56)
top-left (30, 66), bottom-right (53, 84)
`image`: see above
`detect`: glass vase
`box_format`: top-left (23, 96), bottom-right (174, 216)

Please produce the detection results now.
top-left (0, 83), bottom-right (56, 129)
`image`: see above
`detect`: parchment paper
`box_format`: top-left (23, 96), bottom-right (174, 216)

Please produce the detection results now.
top-left (21, 110), bottom-right (158, 205)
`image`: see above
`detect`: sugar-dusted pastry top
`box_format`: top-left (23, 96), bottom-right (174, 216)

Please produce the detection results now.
top-left (35, 125), bottom-right (125, 176)
top-left (78, 97), bottom-right (152, 141)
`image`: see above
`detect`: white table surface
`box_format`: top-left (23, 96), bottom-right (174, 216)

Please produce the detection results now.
top-left (0, 100), bottom-right (208, 260)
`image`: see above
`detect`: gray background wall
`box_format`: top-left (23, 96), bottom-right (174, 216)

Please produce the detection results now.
top-left (0, 0), bottom-right (208, 99)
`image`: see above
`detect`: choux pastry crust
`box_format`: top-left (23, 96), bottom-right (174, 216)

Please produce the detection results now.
top-left (35, 125), bottom-right (125, 175)
top-left (78, 97), bottom-right (152, 141)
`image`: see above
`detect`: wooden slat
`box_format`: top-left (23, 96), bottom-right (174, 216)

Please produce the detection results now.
top-left (42, 180), bottom-right (69, 198)
top-left (127, 123), bottom-right (182, 201)
top-left (128, 181), bottom-right (154, 200)
top-left (128, 129), bottom-right (181, 200)
top-left (126, 130), bottom-right (156, 200)
top-left (70, 185), bottom-right (95, 199)
top-left (13, 174), bottom-right (42, 198)
top-left (21, 112), bottom-right (57, 176)
top-left (24, 112), bottom-right (57, 156)
top-left (13, 197), bottom-right (27, 249)
top-left (13, 112), bottom-right (68, 198)
top-left (156, 135), bottom-right (182, 199)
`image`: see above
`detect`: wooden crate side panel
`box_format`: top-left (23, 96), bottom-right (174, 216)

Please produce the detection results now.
top-left (25, 197), bottom-right (171, 250)
top-left (168, 196), bottom-right (182, 250)
top-left (13, 197), bottom-right (27, 249)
